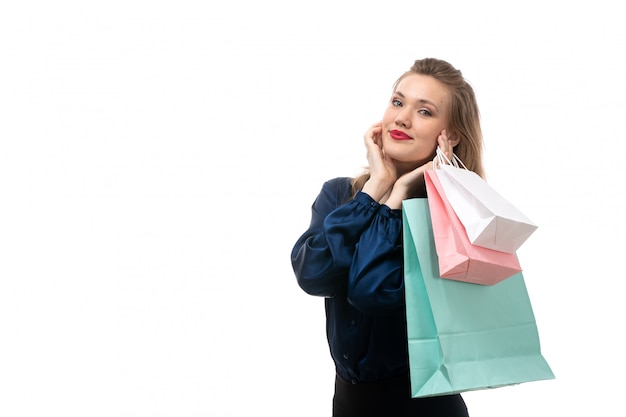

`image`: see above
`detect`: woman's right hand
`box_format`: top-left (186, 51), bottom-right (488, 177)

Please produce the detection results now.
top-left (362, 122), bottom-right (397, 202)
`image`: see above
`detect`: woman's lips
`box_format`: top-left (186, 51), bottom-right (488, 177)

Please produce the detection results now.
top-left (389, 130), bottom-right (412, 140)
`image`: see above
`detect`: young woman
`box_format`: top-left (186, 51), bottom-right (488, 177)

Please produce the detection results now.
top-left (291, 58), bottom-right (485, 416)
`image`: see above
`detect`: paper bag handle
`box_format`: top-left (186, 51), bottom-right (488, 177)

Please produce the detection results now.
top-left (434, 147), bottom-right (468, 170)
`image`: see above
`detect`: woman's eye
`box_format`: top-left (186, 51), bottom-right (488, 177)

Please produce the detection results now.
top-left (392, 99), bottom-right (402, 107)
top-left (419, 109), bottom-right (432, 116)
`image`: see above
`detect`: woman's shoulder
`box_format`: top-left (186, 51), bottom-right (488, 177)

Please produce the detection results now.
top-left (322, 176), bottom-right (354, 194)
top-left (323, 176), bottom-right (353, 189)
top-left (319, 177), bottom-right (354, 206)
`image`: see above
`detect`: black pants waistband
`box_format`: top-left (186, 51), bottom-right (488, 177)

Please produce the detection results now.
top-left (333, 372), bottom-right (469, 417)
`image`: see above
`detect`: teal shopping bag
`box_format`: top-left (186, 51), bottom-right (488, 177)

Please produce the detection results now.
top-left (402, 198), bottom-right (554, 398)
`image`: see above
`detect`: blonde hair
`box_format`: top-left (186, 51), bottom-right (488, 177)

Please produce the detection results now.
top-left (351, 58), bottom-right (485, 196)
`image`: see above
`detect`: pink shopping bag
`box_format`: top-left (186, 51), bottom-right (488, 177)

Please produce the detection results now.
top-left (424, 169), bottom-right (522, 285)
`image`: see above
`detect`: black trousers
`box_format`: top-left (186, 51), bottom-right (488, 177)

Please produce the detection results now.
top-left (332, 373), bottom-right (469, 417)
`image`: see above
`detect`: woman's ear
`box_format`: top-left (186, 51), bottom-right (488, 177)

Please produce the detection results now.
top-left (448, 131), bottom-right (461, 147)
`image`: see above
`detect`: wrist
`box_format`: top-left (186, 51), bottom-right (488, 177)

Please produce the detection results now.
top-left (384, 196), bottom-right (402, 210)
top-left (362, 178), bottom-right (392, 202)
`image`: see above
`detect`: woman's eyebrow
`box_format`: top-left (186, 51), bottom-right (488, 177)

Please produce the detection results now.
top-left (395, 90), bottom-right (439, 112)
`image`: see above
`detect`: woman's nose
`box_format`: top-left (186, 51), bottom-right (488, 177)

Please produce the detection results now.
top-left (395, 109), bottom-right (411, 128)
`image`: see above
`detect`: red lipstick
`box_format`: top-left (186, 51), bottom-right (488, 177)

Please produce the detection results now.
top-left (390, 130), bottom-right (412, 140)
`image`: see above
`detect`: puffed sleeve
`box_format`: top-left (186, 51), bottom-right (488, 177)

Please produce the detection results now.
top-left (347, 203), bottom-right (405, 316)
top-left (291, 179), bottom-right (380, 297)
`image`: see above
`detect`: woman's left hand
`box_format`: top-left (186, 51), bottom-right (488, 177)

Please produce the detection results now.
top-left (382, 162), bottom-right (433, 209)
top-left (383, 130), bottom-right (456, 208)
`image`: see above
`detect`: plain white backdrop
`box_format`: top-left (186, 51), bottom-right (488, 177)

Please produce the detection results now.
top-left (1, 1), bottom-right (625, 416)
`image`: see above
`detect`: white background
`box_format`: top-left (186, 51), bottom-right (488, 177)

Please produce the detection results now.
top-left (1, 1), bottom-right (625, 416)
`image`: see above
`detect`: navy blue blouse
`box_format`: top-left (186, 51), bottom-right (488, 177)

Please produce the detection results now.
top-left (291, 177), bottom-right (410, 383)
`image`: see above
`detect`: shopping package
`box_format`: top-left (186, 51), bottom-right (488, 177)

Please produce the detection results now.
top-left (402, 198), bottom-right (554, 398)
top-left (425, 169), bottom-right (521, 285)
top-left (433, 149), bottom-right (537, 253)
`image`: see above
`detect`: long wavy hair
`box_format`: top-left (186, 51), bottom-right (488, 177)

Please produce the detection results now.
top-left (351, 58), bottom-right (485, 196)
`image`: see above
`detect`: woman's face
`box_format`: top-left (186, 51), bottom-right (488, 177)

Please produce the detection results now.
top-left (381, 73), bottom-right (452, 172)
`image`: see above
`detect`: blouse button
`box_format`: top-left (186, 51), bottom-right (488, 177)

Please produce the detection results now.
top-left (342, 353), bottom-right (349, 360)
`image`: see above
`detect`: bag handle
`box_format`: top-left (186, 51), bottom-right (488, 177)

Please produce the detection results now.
top-left (434, 147), bottom-right (468, 170)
